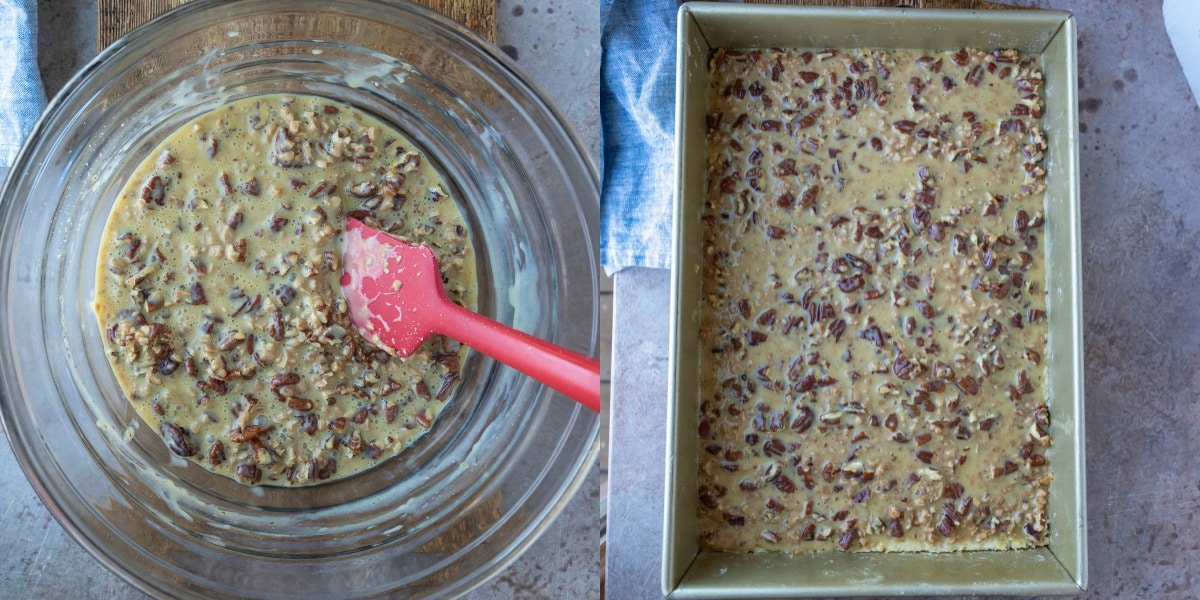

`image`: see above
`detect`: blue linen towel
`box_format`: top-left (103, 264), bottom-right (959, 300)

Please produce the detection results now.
top-left (600, 0), bottom-right (680, 274)
top-left (0, 0), bottom-right (47, 169)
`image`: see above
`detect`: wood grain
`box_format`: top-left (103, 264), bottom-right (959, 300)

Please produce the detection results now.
top-left (98, 0), bottom-right (497, 51)
top-left (415, 0), bottom-right (497, 40)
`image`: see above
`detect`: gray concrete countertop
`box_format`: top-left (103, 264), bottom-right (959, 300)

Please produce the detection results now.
top-left (607, 1), bottom-right (1200, 598)
top-left (0, 1), bottom-right (598, 598)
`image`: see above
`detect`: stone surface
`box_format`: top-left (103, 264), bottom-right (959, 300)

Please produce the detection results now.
top-left (0, 1), bottom-right (599, 598)
top-left (608, 267), bottom-right (672, 597)
top-left (607, 0), bottom-right (1200, 598)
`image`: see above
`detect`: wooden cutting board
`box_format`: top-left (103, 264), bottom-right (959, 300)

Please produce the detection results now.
top-left (98, 0), bottom-right (497, 50)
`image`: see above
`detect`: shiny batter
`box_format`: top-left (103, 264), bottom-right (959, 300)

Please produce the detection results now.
top-left (95, 94), bottom-right (476, 486)
top-left (698, 48), bottom-right (1051, 553)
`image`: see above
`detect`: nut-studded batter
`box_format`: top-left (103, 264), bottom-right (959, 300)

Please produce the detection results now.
top-left (95, 94), bottom-right (476, 486)
top-left (698, 48), bottom-right (1051, 553)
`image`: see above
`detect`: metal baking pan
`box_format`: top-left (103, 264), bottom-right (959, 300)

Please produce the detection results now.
top-left (664, 3), bottom-right (1084, 597)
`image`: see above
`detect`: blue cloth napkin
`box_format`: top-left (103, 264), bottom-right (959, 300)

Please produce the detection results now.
top-left (600, 0), bottom-right (679, 274)
top-left (0, 0), bottom-right (47, 169)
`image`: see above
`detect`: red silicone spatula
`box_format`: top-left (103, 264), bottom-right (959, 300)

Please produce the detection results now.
top-left (340, 218), bottom-right (601, 412)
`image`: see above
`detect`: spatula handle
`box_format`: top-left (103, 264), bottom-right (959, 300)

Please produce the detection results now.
top-left (437, 301), bottom-right (601, 412)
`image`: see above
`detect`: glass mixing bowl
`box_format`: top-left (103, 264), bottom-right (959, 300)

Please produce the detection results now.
top-left (0, 0), bottom-right (599, 597)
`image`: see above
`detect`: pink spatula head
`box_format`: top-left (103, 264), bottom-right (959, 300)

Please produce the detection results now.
top-left (341, 218), bottom-right (600, 411)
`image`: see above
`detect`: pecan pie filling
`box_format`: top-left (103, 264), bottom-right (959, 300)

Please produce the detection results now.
top-left (697, 48), bottom-right (1051, 552)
